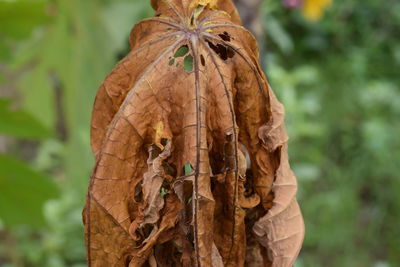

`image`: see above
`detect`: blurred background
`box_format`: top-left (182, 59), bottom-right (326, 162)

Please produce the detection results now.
top-left (0, 0), bottom-right (399, 266)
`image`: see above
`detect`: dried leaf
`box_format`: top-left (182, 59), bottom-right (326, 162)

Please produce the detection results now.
top-left (129, 141), bottom-right (172, 242)
top-left (84, 0), bottom-right (304, 266)
top-left (252, 91), bottom-right (305, 267)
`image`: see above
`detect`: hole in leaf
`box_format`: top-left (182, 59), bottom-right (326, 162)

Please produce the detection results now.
top-left (161, 138), bottom-right (170, 146)
top-left (183, 163), bottom-right (193, 175)
top-left (183, 55), bottom-right (193, 72)
top-left (167, 27), bottom-right (172, 31)
top-left (174, 45), bottom-right (189, 58)
top-left (207, 41), bottom-right (234, 61)
top-left (155, 13), bottom-right (161, 17)
top-left (169, 58), bottom-right (175, 66)
top-left (142, 223), bottom-right (154, 238)
top-left (218, 31), bottom-right (231, 42)
top-left (200, 54), bottom-right (205, 66)
top-left (161, 187), bottom-right (167, 197)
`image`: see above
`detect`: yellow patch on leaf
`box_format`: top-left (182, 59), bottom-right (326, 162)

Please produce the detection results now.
top-left (190, 0), bottom-right (218, 10)
top-left (155, 120), bottom-right (165, 150)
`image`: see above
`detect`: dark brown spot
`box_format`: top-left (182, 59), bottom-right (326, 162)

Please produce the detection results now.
top-left (207, 41), bottom-right (235, 61)
top-left (142, 223), bottom-right (154, 238)
top-left (155, 13), bottom-right (161, 17)
top-left (190, 14), bottom-right (194, 26)
top-left (218, 31), bottom-right (231, 42)
top-left (227, 47), bottom-right (234, 58)
top-left (200, 54), bottom-right (205, 66)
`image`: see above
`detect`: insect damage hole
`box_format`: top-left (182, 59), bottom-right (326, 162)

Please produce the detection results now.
top-left (183, 55), bottom-right (193, 72)
top-left (183, 163), bottom-right (193, 176)
top-left (168, 45), bottom-right (193, 72)
top-left (174, 45), bottom-right (189, 58)
top-left (169, 57), bottom-right (175, 66)
top-left (207, 40), bottom-right (234, 61)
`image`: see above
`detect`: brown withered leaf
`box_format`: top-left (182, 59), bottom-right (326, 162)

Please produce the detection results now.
top-left (83, 0), bottom-right (305, 266)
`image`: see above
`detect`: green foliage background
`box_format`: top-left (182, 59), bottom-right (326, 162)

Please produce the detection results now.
top-left (0, 0), bottom-right (399, 266)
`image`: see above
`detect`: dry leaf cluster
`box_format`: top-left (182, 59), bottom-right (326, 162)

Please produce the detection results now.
top-left (83, 0), bottom-right (304, 266)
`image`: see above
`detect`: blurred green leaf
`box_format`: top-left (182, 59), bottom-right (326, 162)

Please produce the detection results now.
top-left (0, 70), bottom-right (4, 83)
top-left (0, 38), bottom-right (11, 62)
top-left (0, 154), bottom-right (59, 227)
top-left (101, 1), bottom-right (153, 53)
top-left (0, 98), bottom-right (53, 139)
top-left (265, 15), bottom-right (294, 54)
top-left (0, 0), bottom-right (51, 39)
top-left (17, 64), bottom-right (56, 129)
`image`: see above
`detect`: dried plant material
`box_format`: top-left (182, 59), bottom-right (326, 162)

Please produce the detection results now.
top-left (83, 0), bottom-right (304, 266)
top-left (252, 91), bottom-right (305, 266)
top-left (129, 141), bottom-right (172, 243)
